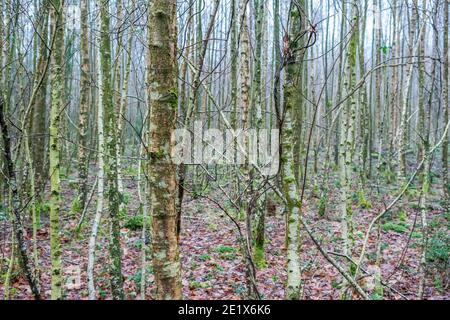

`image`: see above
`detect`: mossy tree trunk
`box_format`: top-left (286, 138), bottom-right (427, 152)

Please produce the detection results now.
top-left (87, 7), bottom-right (105, 299)
top-left (0, 95), bottom-right (41, 299)
top-left (99, 0), bottom-right (125, 299)
top-left (77, 0), bottom-right (90, 211)
top-left (148, 0), bottom-right (182, 300)
top-left (282, 1), bottom-right (308, 300)
top-left (31, 0), bottom-right (49, 205)
top-left (339, 0), bottom-right (358, 299)
top-left (252, 0), bottom-right (267, 256)
top-left (442, 0), bottom-right (449, 210)
top-left (237, 0), bottom-right (260, 300)
top-left (48, 0), bottom-right (65, 300)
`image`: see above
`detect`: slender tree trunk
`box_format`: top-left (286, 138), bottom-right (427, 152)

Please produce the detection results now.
top-left (340, 0), bottom-right (358, 299)
top-left (442, 0), bottom-right (449, 210)
top-left (148, 0), bottom-right (182, 300)
top-left (99, 0), bottom-right (124, 299)
top-left (388, 3), bottom-right (401, 173)
top-left (0, 96), bottom-right (41, 299)
top-left (397, 0), bottom-right (418, 180)
top-left (282, 1), bottom-right (310, 300)
top-left (238, 0), bottom-right (259, 300)
top-left (252, 0), bottom-right (267, 260)
top-left (87, 11), bottom-right (105, 299)
top-left (374, 0), bottom-right (383, 174)
top-left (115, 6), bottom-right (134, 209)
top-left (48, 0), bottom-right (65, 300)
top-left (77, 0), bottom-right (90, 211)
top-left (31, 0), bottom-right (49, 204)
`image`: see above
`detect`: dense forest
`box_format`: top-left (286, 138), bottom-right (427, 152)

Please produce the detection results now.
top-left (0, 0), bottom-right (448, 300)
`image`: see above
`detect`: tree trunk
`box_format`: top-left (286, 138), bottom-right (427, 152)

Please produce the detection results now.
top-left (0, 95), bottom-right (41, 299)
top-left (77, 0), bottom-right (90, 211)
top-left (442, 0), bottom-right (449, 210)
top-left (48, 0), bottom-right (65, 300)
top-left (100, 0), bottom-right (125, 299)
top-left (87, 8), bottom-right (105, 299)
top-left (148, 0), bottom-right (182, 300)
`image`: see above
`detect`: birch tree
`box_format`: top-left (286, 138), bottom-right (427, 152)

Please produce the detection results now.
top-left (148, 0), bottom-right (182, 300)
top-left (77, 0), bottom-right (90, 211)
top-left (99, 0), bottom-right (124, 299)
top-left (48, 0), bottom-right (65, 300)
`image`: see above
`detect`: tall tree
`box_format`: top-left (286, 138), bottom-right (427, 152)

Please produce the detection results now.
top-left (339, 0), bottom-right (358, 299)
top-left (30, 0), bottom-right (49, 204)
top-left (148, 0), bottom-right (182, 299)
top-left (100, 0), bottom-right (124, 299)
top-left (77, 0), bottom-right (90, 211)
top-left (48, 0), bottom-right (65, 300)
top-left (0, 95), bottom-right (41, 299)
top-left (281, 0), bottom-right (309, 300)
top-left (442, 0), bottom-right (449, 210)
top-left (87, 3), bottom-right (105, 299)
top-left (397, 0), bottom-right (419, 180)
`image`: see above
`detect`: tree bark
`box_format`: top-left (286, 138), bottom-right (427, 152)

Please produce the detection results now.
top-left (48, 0), bottom-right (65, 300)
top-left (100, 0), bottom-right (125, 299)
top-left (0, 95), bottom-right (41, 300)
top-left (77, 0), bottom-right (90, 211)
top-left (148, 0), bottom-right (182, 300)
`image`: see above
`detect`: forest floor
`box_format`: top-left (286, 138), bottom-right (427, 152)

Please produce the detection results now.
top-left (0, 165), bottom-right (449, 300)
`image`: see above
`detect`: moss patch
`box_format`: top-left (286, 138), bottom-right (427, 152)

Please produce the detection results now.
top-left (253, 245), bottom-right (267, 269)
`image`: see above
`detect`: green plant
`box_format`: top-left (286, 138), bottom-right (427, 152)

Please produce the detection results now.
top-left (216, 246), bottom-right (237, 261)
top-left (122, 192), bottom-right (131, 205)
top-left (426, 230), bottom-right (449, 269)
top-left (71, 197), bottom-right (82, 215)
top-left (410, 203), bottom-right (420, 210)
top-left (67, 179), bottom-right (78, 189)
top-left (318, 196), bottom-right (327, 217)
top-left (411, 232), bottom-right (422, 239)
top-left (207, 223), bottom-right (218, 231)
top-left (133, 239), bottom-right (143, 249)
top-left (356, 189), bottom-right (372, 209)
top-left (397, 208), bottom-right (407, 222)
top-left (238, 209), bottom-right (246, 221)
top-left (253, 245), bottom-right (267, 269)
top-left (215, 245), bottom-right (236, 254)
top-left (130, 270), bottom-right (143, 290)
top-left (124, 215), bottom-right (150, 231)
top-left (429, 216), bottom-right (442, 229)
top-left (129, 266), bottom-right (154, 293)
top-left (123, 166), bottom-right (138, 175)
top-left (0, 204), bottom-right (6, 222)
top-left (98, 288), bottom-right (107, 299)
top-left (311, 183), bottom-right (319, 198)
top-left (370, 292), bottom-right (383, 300)
top-left (443, 211), bottom-right (450, 222)
top-left (40, 202), bottom-right (51, 214)
top-left (382, 166), bottom-right (395, 183)
top-left (405, 186), bottom-right (419, 199)
top-left (331, 279), bottom-right (341, 289)
top-left (189, 280), bottom-right (209, 289)
top-left (198, 253), bottom-right (211, 261)
top-left (119, 206), bottom-right (128, 220)
top-left (382, 221), bottom-right (409, 233)
top-left (433, 275), bottom-right (444, 291)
